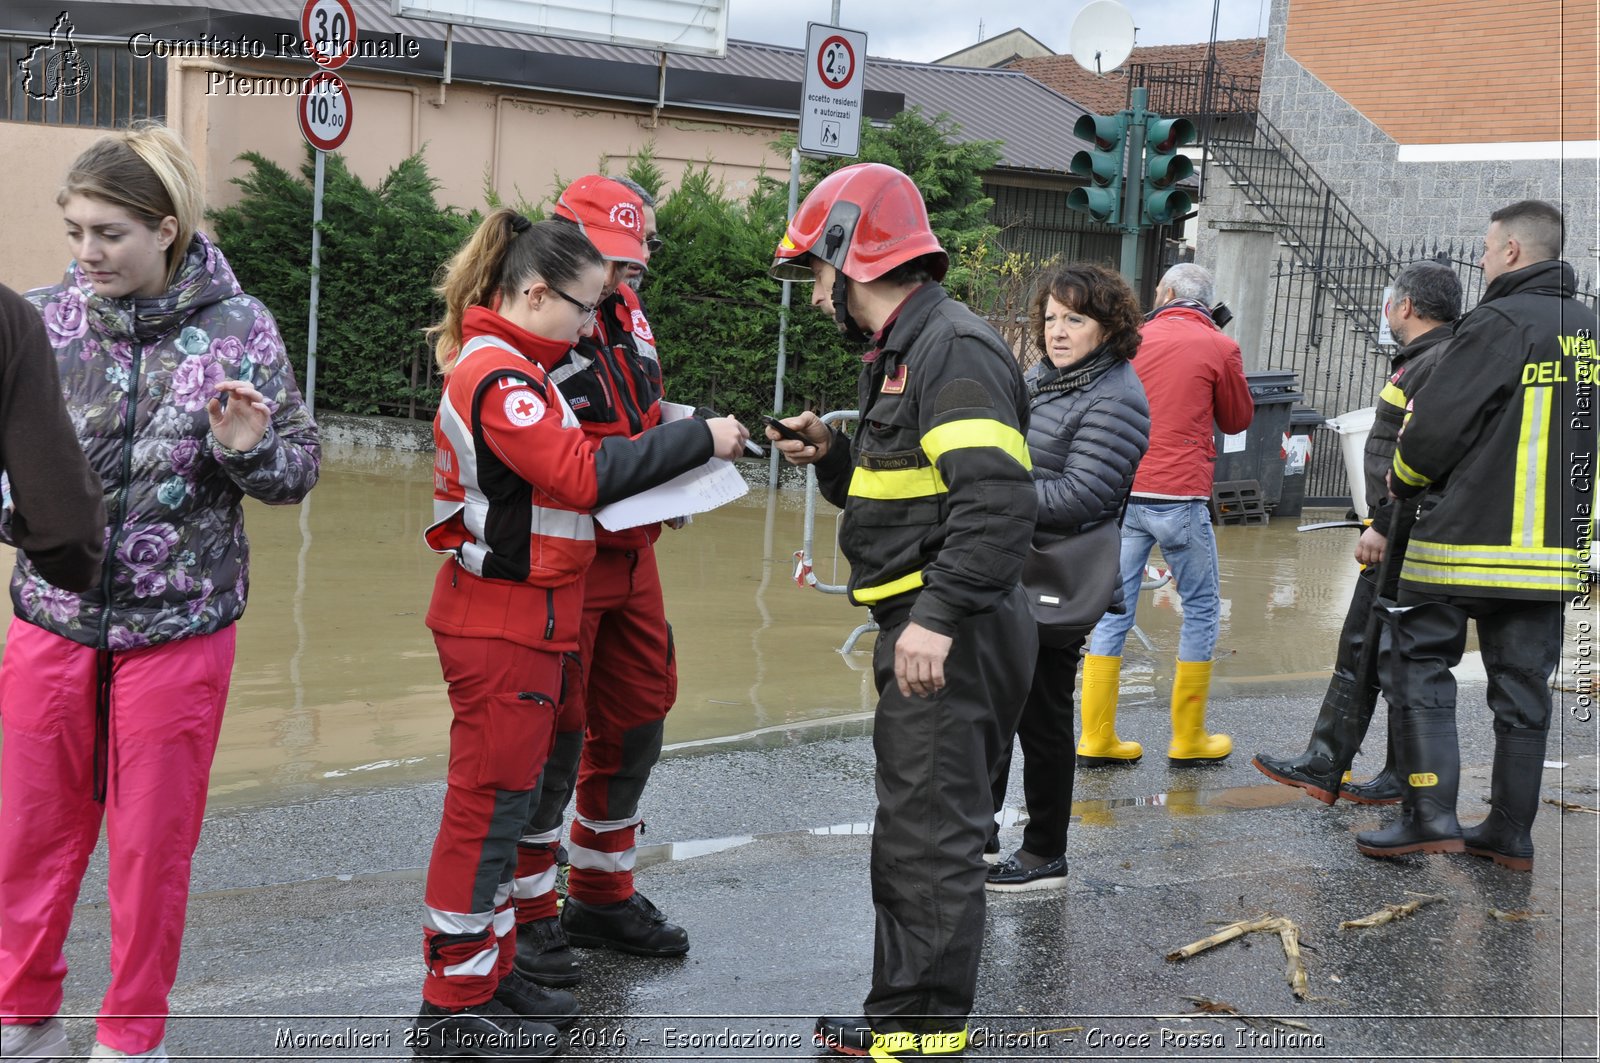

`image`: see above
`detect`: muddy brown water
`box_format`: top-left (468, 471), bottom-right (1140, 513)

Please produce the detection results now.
top-left (0, 443), bottom-right (1481, 809)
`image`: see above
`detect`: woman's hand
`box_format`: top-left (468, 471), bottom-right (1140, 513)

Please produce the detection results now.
top-left (208, 380), bottom-right (271, 453)
top-left (705, 416), bottom-right (751, 461)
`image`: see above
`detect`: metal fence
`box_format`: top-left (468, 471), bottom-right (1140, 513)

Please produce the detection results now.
top-left (1265, 239), bottom-right (1600, 508)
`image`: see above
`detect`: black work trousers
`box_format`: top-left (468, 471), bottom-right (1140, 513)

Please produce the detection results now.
top-left (1331, 534), bottom-right (1409, 696)
top-left (989, 633), bottom-right (1085, 860)
top-left (865, 584), bottom-right (1036, 1035)
top-left (1386, 589), bottom-right (1563, 734)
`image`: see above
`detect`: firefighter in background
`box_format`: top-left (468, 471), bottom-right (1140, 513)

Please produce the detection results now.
top-left (767, 162), bottom-right (1037, 1059)
top-left (1254, 260), bottom-right (1461, 804)
top-left (1356, 200), bottom-right (1596, 871)
top-left (512, 175), bottom-right (693, 986)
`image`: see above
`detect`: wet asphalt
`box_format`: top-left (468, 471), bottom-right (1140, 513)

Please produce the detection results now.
top-left (44, 678), bottom-right (1600, 1062)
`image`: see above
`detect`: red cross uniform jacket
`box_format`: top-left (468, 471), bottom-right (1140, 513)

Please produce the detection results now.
top-left (548, 285), bottom-right (666, 551)
top-left (424, 306), bottom-right (712, 649)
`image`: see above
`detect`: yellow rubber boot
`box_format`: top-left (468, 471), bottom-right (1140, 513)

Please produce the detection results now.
top-left (1076, 654), bottom-right (1142, 765)
top-left (1168, 659), bottom-right (1232, 763)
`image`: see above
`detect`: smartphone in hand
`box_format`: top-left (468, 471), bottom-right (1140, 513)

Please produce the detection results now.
top-left (763, 415), bottom-right (811, 444)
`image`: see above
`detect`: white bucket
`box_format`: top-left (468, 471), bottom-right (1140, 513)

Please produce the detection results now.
top-left (1325, 406), bottom-right (1377, 520)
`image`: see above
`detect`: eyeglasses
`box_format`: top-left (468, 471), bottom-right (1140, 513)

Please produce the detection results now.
top-left (528, 283), bottom-right (599, 324)
top-left (645, 237), bottom-right (664, 254)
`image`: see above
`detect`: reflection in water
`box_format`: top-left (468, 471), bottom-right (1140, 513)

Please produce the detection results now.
top-left (632, 785), bottom-right (1303, 870)
top-left (0, 442), bottom-right (1441, 809)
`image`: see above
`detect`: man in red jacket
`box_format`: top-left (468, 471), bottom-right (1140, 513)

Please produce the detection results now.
top-left (1081, 264), bottom-right (1253, 766)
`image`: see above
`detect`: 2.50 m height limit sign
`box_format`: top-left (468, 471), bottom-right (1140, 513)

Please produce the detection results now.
top-left (800, 22), bottom-right (866, 157)
top-left (298, 70), bottom-right (353, 151)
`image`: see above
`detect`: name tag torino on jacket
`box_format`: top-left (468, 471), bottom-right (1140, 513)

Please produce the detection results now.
top-left (860, 450), bottom-right (931, 471)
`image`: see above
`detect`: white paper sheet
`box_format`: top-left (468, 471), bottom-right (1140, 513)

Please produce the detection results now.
top-left (593, 404), bottom-right (749, 530)
top-left (593, 456), bottom-right (749, 531)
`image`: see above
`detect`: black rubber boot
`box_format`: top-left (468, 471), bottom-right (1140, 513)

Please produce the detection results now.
top-left (1356, 600), bottom-right (1470, 859)
top-left (1463, 728), bottom-right (1547, 872)
top-left (814, 1016), bottom-right (875, 1056)
top-left (1252, 672), bottom-right (1371, 804)
top-left (1340, 697), bottom-right (1404, 804)
top-left (1355, 703), bottom-right (1465, 857)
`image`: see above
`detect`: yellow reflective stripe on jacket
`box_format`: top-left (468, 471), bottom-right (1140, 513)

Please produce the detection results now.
top-left (853, 568), bottom-right (925, 604)
top-left (1378, 380), bottom-right (1407, 408)
top-left (1392, 448), bottom-right (1430, 488)
top-left (1512, 386), bottom-right (1552, 548)
top-left (921, 418), bottom-right (1032, 471)
top-left (1404, 560), bottom-right (1575, 592)
top-left (1408, 538), bottom-right (1577, 567)
top-left (848, 464), bottom-right (947, 500)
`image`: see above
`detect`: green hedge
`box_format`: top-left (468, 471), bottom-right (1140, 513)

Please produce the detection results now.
top-left (210, 150), bottom-right (474, 417)
top-left (210, 108), bottom-right (1016, 424)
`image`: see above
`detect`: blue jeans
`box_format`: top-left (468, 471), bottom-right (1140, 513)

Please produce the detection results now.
top-left (1087, 501), bottom-right (1221, 663)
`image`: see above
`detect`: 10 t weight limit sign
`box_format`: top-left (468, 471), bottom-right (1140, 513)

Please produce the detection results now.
top-left (800, 23), bottom-right (866, 158)
top-left (298, 71), bottom-right (352, 152)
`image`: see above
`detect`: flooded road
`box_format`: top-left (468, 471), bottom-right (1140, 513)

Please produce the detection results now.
top-left (0, 443), bottom-right (1485, 808)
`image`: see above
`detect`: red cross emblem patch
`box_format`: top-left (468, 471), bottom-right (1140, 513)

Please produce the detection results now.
top-left (504, 388), bottom-right (545, 427)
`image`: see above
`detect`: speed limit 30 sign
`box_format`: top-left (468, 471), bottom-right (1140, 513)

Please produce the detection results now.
top-left (800, 22), bottom-right (867, 158)
top-left (301, 0), bottom-right (357, 68)
top-left (298, 70), bottom-right (353, 151)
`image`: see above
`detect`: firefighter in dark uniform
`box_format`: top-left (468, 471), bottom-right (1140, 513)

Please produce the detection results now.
top-left (766, 162), bottom-right (1038, 1059)
top-left (1356, 200), bottom-right (1597, 871)
top-left (1254, 260), bottom-right (1461, 804)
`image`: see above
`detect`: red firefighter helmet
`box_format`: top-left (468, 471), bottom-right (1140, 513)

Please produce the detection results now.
top-left (770, 163), bottom-right (948, 284)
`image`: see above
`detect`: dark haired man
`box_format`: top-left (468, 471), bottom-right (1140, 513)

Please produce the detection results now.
top-left (767, 162), bottom-right (1037, 1059)
top-left (1255, 260), bottom-right (1462, 804)
top-left (1356, 200), bottom-right (1596, 872)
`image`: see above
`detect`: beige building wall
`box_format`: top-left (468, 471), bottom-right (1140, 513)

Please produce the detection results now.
top-left (2, 57), bottom-right (791, 292)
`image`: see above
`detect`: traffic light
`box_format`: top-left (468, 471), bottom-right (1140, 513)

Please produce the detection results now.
top-left (1066, 112), bottom-right (1127, 226)
top-left (1140, 113), bottom-right (1196, 225)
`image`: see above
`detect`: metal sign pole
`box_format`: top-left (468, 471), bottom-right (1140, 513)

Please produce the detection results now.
top-left (770, 147), bottom-right (802, 483)
top-left (306, 148), bottom-right (324, 412)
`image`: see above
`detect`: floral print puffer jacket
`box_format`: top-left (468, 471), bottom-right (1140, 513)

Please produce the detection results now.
top-left (20, 233), bottom-right (320, 650)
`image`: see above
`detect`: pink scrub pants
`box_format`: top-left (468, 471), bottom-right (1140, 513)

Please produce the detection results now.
top-left (0, 618), bottom-right (235, 1054)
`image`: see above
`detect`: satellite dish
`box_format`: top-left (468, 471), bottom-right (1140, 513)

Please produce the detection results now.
top-left (1069, 0), bottom-right (1136, 76)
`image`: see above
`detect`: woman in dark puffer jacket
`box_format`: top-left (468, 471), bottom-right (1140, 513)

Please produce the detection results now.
top-left (987, 263), bottom-right (1150, 892)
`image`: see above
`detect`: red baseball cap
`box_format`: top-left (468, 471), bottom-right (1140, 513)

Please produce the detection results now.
top-left (554, 175), bottom-right (647, 265)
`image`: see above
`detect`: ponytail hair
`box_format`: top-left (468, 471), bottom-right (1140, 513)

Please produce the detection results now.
top-left (59, 121), bottom-right (204, 290)
top-left (429, 210), bottom-right (603, 372)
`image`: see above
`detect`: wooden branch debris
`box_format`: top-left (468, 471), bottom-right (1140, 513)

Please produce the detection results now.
top-left (1166, 914), bottom-right (1281, 962)
top-left (1543, 797), bottom-right (1600, 815)
top-left (1278, 920), bottom-right (1309, 1000)
top-left (1167, 914), bottom-right (1310, 1000)
top-left (1489, 908), bottom-right (1550, 922)
top-left (1182, 997), bottom-right (1315, 1032)
top-left (1340, 893), bottom-right (1446, 930)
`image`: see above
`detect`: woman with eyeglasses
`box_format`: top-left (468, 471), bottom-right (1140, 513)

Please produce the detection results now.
top-left (510, 175), bottom-right (698, 987)
top-left (413, 209), bottom-right (745, 1056)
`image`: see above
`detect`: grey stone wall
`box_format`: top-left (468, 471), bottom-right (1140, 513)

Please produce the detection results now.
top-left (1257, 0), bottom-right (1598, 281)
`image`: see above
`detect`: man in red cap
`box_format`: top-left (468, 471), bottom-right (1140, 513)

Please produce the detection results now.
top-left (511, 175), bottom-right (692, 986)
top-left (767, 162), bottom-right (1037, 1059)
